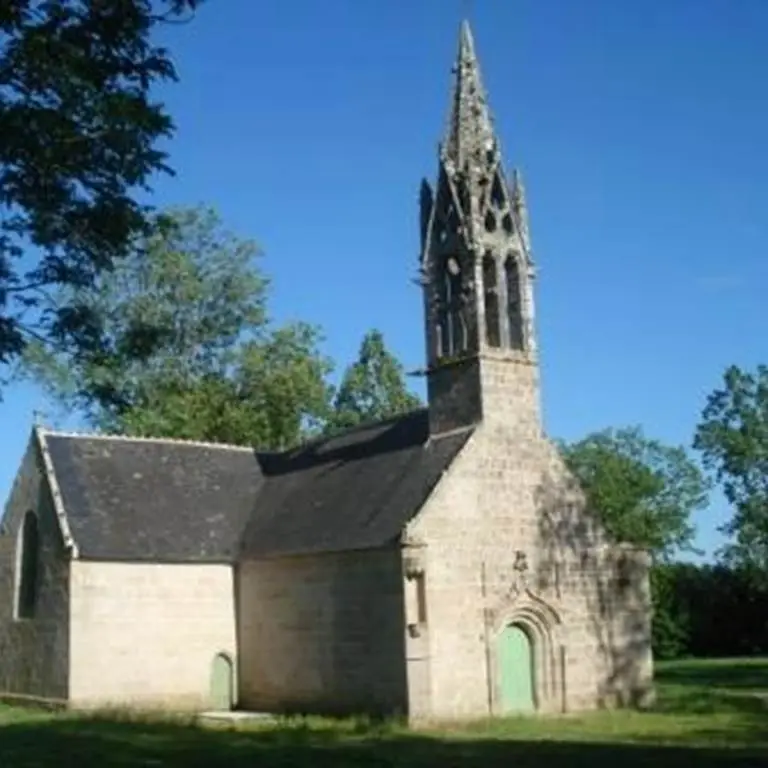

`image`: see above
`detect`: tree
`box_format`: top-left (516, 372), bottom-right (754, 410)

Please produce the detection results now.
top-left (694, 364), bottom-right (768, 571)
top-left (559, 426), bottom-right (709, 560)
top-left (0, 0), bottom-right (200, 382)
top-left (114, 322), bottom-right (333, 448)
top-left (326, 329), bottom-right (422, 433)
top-left (22, 206), bottom-right (333, 449)
top-left (649, 563), bottom-right (692, 660)
top-left (649, 561), bottom-right (768, 659)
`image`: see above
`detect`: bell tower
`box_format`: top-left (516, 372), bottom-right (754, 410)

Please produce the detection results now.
top-left (420, 21), bottom-right (541, 437)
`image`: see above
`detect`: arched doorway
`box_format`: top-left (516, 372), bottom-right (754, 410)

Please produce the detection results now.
top-left (498, 624), bottom-right (535, 713)
top-left (209, 652), bottom-right (234, 711)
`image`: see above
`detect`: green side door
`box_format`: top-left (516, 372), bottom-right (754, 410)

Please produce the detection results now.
top-left (498, 625), bottom-right (535, 713)
top-left (210, 653), bottom-right (234, 711)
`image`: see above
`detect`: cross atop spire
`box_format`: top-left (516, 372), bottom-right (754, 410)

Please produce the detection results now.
top-left (442, 20), bottom-right (496, 172)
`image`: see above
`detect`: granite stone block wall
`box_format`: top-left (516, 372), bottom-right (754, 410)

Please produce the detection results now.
top-left (237, 547), bottom-right (408, 716)
top-left (0, 436), bottom-right (70, 703)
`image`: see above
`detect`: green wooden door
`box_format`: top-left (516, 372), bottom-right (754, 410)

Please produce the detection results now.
top-left (210, 653), bottom-right (233, 711)
top-left (498, 625), bottom-right (535, 713)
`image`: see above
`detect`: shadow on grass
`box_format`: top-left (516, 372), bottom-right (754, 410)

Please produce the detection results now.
top-left (651, 658), bottom-right (768, 744)
top-left (1, 716), bottom-right (767, 768)
top-left (655, 682), bottom-right (768, 717)
top-left (3, 659), bottom-right (767, 767)
top-left (656, 658), bottom-right (768, 691)
top-left (638, 658), bottom-right (768, 751)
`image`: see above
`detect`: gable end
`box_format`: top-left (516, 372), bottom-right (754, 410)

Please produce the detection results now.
top-left (34, 427), bottom-right (79, 558)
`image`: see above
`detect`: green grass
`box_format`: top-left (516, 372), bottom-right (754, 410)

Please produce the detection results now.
top-left (1, 657), bottom-right (767, 766)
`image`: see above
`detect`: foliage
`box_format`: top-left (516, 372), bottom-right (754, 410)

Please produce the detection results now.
top-left (326, 329), bottom-right (422, 433)
top-left (113, 323), bottom-right (333, 448)
top-left (0, 0), bottom-right (200, 382)
top-left (650, 564), bottom-right (691, 660)
top-left (559, 426), bottom-right (709, 559)
top-left (650, 562), bottom-right (768, 660)
top-left (21, 206), bottom-right (333, 449)
top-left (694, 365), bottom-right (768, 570)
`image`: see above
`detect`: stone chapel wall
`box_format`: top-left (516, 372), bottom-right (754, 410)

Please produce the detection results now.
top-left (237, 547), bottom-right (408, 716)
top-left (536, 440), bottom-right (654, 709)
top-left (68, 561), bottom-right (236, 710)
top-left (405, 421), bottom-right (653, 721)
top-left (0, 436), bottom-right (70, 703)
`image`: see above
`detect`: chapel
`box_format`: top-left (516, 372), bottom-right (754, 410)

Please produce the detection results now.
top-left (0, 21), bottom-right (653, 720)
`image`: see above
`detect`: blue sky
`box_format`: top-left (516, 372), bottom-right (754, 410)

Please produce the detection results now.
top-left (1, 0), bottom-right (766, 559)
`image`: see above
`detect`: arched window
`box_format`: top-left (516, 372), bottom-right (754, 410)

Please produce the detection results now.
top-left (504, 254), bottom-right (524, 351)
top-left (483, 252), bottom-right (501, 348)
top-left (16, 511), bottom-right (40, 619)
top-left (490, 172), bottom-right (505, 209)
top-left (437, 255), bottom-right (466, 358)
top-left (436, 269), bottom-right (448, 358)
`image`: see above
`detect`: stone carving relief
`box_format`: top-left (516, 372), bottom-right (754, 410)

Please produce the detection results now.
top-left (507, 549), bottom-right (529, 597)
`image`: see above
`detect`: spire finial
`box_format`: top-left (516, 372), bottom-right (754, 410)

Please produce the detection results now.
top-left (459, 17), bottom-right (474, 52)
top-left (457, 19), bottom-right (477, 73)
top-left (443, 20), bottom-right (494, 171)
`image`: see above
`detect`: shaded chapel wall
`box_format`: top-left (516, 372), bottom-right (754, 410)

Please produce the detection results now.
top-left (237, 547), bottom-right (408, 716)
top-left (0, 437), bottom-right (70, 701)
top-left (535, 441), bottom-right (654, 708)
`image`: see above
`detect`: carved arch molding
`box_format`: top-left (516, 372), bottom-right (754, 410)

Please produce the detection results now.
top-left (487, 588), bottom-right (566, 714)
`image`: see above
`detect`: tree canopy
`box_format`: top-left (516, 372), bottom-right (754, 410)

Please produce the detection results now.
top-left (694, 364), bottom-right (768, 571)
top-left (560, 426), bottom-right (709, 560)
top-left (22, 205), bottom-right (333, 449)
top-left (326, 329), bottom-right (422, 433)
top-left (0, 0), bottom-right (200, 382)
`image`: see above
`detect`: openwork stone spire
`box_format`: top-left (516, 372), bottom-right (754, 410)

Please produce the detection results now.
top-left (419, 21), bottom-right (541, 436)
top-left (442, 20), bottom-right (496, 175)
top-left (420, 21), bottom-right (536, 369)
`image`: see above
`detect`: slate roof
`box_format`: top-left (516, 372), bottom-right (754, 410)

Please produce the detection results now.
top-left (43, 435), bottom-right (263, 562)
top-left (38, 409), bottom-right (472, 563)
top-left (241, 409), bottom-right (472, 559)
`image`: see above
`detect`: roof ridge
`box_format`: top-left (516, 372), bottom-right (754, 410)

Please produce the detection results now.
top-left (282, 407), bottom-right (429, 455)
top-left (37, 427), bottom-right (255, 453)
top-left (426, 423), bottom-right (476, 443)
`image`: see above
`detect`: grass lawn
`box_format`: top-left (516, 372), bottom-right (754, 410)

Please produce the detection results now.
top-left (1, 657), bottom-right (767, 766)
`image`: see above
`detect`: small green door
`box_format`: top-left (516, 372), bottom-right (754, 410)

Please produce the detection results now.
top-left (210, 653), bottom-right (233, 711)
top-left (498, 625), bottom-right (535, 713)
